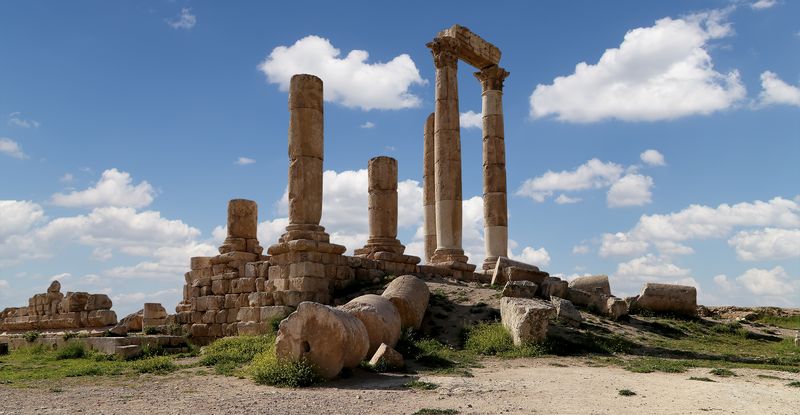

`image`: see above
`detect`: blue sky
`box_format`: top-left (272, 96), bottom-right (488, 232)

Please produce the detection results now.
top-left (1, 0), bottom-right (798, 315)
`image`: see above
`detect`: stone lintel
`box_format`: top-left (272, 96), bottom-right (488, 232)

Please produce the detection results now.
top-left (437, 24), bottom-right (501, 69)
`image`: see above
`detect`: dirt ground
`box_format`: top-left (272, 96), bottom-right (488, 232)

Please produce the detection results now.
top-left (1, 356), bottom-right (798, 415)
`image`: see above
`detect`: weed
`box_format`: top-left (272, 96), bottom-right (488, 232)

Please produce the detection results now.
top-left (22, 331), bottom-right (40, 343)
top-left (200, 335), bottom-right (275, 375)
top-left (757, 374), bottom-right (787, 380)
top-left (62, 332), bottom-right (78, 341)
top-left (405, 380), bottom-right (439, 390)
top-left (624, 358), bottom-right (690, 373)
top-left (618, 389), bottom-right (636, 396)
top-left (66, 365), bottom-right (103, 377)
top-left (134, 356), bottom-right (177, 374)
top-left (787, 381), bottom-right (800, 387)
top-left (250, 353), bottom-right (321, 387)
top-left (143, 326), bottom-right (160, 335)
top-left (412, 410), bottom-right (459, 415)
top-left (709, 368), bottom-right (736, 377)
top-left (464, 323), bottom-right (513, 356)
top-left (267, 316), bottom-right (283, 333)
top-left (55, 341), bottom-right (87, 360)
top-left (689, 376), bottom-right (715, 382)
top-left (756, 315), bottom-right (800, 330)
top-left (49, 386), bottom-right (63, 393)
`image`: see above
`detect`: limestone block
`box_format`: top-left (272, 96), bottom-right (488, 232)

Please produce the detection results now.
top-left (211, 279), bottom-right (230, 296)
top-left (550, 296), bottom-right (582, 327)
top-left (191, 324), bottom-right (209, 337)
top-left (64, 292), bottom-right (90, 312)
top-left (339, 294), bottom-right (402, 356)
top-left (206, 296), bottom-right (223, 310)
top-left (259, 306), bottom-right (292, 323)
top-left (288, 74), bottom-right (323, 110)
top-left (231, 278), bottom-right (255, 294)
top-left (288, 108), bottom-right (324, 158)
top-left (500, 297), bottom-right (555, 345)
top-left (567, 288), bottom-right (605, 309)
top-left (275, 302), bottom-right (370, 379)
top-left (287, 156), bottom-right (324, 226)
top-left (381, 275), bottom-right (430, 330)
top-left (226, 199), bottom-right (258, 239)
top-left (236, 307), bottom-right (261, 322)
top-left (143, 303), bottom-right (168, 320)
top-left (85, 294), bottom-right (112, 311)
top-left (538, 277), bottom-right (569, 299)
top-left (114, 345), bottom-right (141, 360)
top-left (605, 297), bottom-right (628, 320)
top-left (191, 256), bottom-right (212, 270)
top-left (120, 310), bottom-right (143, 332)
top-left (633, 283), bottom-right (697, 316)
top-left (248, 292), bottom-right (271, 307)
top-left (490, 257), bottom-right (544, 285)
top-left (568, 275), bottom-right (611, 297)
top-left (482, 165), bottom-right (508, 195)
top-left (48, 280), bottom-right (61, 293)
top-left (237, 321), bottom-right (269, 336)
top-left (87, 310), bottom-right (117, 327)
top-left (208, 324), bottom-right (223, 337)
top-left (368, 343), bottom-right (404, 371)
top-left (289, 261), bottom-right (325, 279)
top-left (501, 281), bottom-right (538, 299)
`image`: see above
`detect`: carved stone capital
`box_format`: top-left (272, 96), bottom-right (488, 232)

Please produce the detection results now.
top-left (474, 65), bottom-right (510, 92)
top-left (426, 37), bottom-right (459, 69)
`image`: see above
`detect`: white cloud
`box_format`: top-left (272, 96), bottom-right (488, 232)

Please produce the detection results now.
top-left (166, 8), bottom-right (196, 30)
top-left (517, 158), bottom-right (623, 202)
top-left (48, 272), bottom-right (71, 283)
top-left (59, 173), bottom-right (74, 183)
top-left (755, 71), bottom-right (800, 108)
top-left (511, 246), bottom-right (551, 267)
top-left (51, 168), bottom-right (155, 209)
top-left (572, 244), bottom-right (590, 255)
top-left (751, 0), bottom-right (778, 10)
top-left (607, 174), bottom-right (654, 207)
top-left (654, 240), bottom-right (695, 256)
top-left (258, 35), bottom-right (426, 110)
top-left (0, 137), bottom-right (27, 159)
top-left (713, 274), bottom-right (735, 292)
top-left (0, 200), bottom-right (45, 238)
top-left (640, 149), bottom-right (666, 166)
top-left (530, 10), bottom-right (745, 122)
top-left (360, 121), bottom-right (375, 129)
top-left (460, 111), bottom-right (482, 129)
top-left (736, 266), bottom-right (798, 296)
top-left (235, 157), bottom-right (256, 165)
top-left (614, 254), bottom-right (698, 294)
top-left (91, 247), bottom-right (113, 261)
top-left (104, 241), bottom-right (216, 280)
top-left (599, 232), bottom-right (649, 257)
top-left (728, 228), bottom-right (800, 261)
top-left (111, 288), bottom-right (180, 313)
top-left (8, 112), bottom-right (39, 128)
top-left (555, 194), bottom-right (581, 204)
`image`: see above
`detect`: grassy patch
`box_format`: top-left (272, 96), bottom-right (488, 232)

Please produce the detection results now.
top-left (22, 331), bottom-right (40, 343)
top-left (756, 315), bottom-right (800, 330)
top-left (689, 376), bottom-right (716, 382)
top-left (709, 368), bottom-right (736, 377)
top-left (412, 410), bottom-right (459, 415)
top-left (199, 335), bottom-right (275, 375)
top-left (618, 389), bottom-right (636, 396)
top-left (0, 344), bottom-right (135, 383)
top-left (405, 380), bottom-right (439, 390)
top-left (133, 356), bottom-right (177, 374)
top-left (624, 358), bottom-right (691, 373)
top-left (463, 323), bottom-right (548, 358)
top-left (249, 352), bottom-right (321, 387)
top-left (787, 381), bottom-right (800, 387)
top-left (55, 341), bottom-right (87, 360)
top-left (757, 374), bottom-right (789, 380)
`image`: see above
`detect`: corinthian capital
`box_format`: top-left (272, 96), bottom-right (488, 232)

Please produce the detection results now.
top-left (426, 37), bottom-right (459, 69)
top-left (474, 65), bottom-right (510, 92)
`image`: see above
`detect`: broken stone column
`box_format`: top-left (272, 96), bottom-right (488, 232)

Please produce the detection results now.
top-left (339, 294), bottom-right (402, 357)
top-left (631, 283), bottom-right (697, 316)
top-left (267, 74), bottom-right (351, 306)
top-left (475, 65), bottom-right (510, 271)
top-left (219, 199), bottom-right (262, 255)
top-left (381, 275), bottom-right (430, 330)
top-left (275, 301), bottom-right (369, 379)
top-left (423, 113), bottom-right (437, 264)
top-left (426, 37), bottom-right (474, 273)
top-left (355, 157), bottom-right (420, 267)
top-left (568, 275), bottom-right (611, 296)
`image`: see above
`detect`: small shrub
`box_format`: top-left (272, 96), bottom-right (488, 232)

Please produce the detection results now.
top-left (134, 356), bottom-right (177, 374)
top-left (250, 352), bottom-right (321, 387)
top-left (55, 341), bottom-right (87, 360)
top-left (618, 389), bottom-right (636, 396)
top-left (710, 368), bottom-right (736, 377)
top-left (405, 380), bottom-right (439, 390)
top-left (22, 331), bottom-right (40, 343)
top-left (66, 365), bottom-right (103, 377)
top-left (787, 381), bottom-right (800, 388)
top-left (200, 335), bottom-right (275, 375)
top-left (143, 326), bottom-right (160, 335)
top-left (689, 376), bottom-right (715, 382)
top-left (62, 332), bottom-right (78, 341)
top-left (464, 323), bottom-right (513, 356)
top-left (267, 316), bottom-right (283, 333)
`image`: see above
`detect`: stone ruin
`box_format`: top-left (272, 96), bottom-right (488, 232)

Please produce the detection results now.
top-left (0, 281), bottom-right (117, 332)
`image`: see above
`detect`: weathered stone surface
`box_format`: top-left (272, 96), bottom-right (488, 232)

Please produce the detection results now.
top-left (368, 343), bottom-right (404, 371)
top-left (275, 302), bottom-right (369, 379)
top-left (339, 294), bottom-right (402, 356)
top-left (108, 324), bottom-right (129, 337)
top-left (85, 294), bottom-right (112, 311)
top-left (143, 303), bottom-right (167, 320)
top-left (63, 292), bottom-right (90, 312)
top-left (500, 297), bottom-right (555, 345)
top-left (633, 283), bottom-right (697, 316)
top-left (120, 310), bottom-right (143, 332)
top-left (550, 296), bottom-right (582, 327)
top-left (501, 280), bottom-right (538, 299)
top-left (114, 345), bottom-right (141, 359)
top-left (538, 277), bottom-right (569, 299)
top-left (491, 256), bottom-right (546, 285)
top-left (47, 280), bottom-right (61, 293)
top-left (381, 275), bottom-right (430, 330)
top-left (226, 199), bottom-right (258, 240)
top-left (423, 112), bottom-right (436, 263)
top-left (605, 297), bottom-right (628, 320)
top-left (567, 288), bottom-right (605, 310)
top-left (437, 24), bottom-right (501, 69)
top-left (568, 275), bottom-right (611, 296)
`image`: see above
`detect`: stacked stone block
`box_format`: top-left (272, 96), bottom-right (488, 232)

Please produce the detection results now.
top-left (0, 281), bottom-right (116, 331)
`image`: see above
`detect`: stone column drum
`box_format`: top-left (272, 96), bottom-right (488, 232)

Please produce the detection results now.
top-left (422, 113), bottom-right (437, 264)
top-left (363, 156), bottom-right (403, 254)
top-left (285, 74), bottom-right (325, 241)
top-left (219, 199), bottom-right (262, 254)
top-left (475, 65), bottom-right (510, 270)
top-left (427, 37), bottom-right (471, 269)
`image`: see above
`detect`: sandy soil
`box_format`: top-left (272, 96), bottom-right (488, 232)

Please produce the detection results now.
top-left (1, 356), bottom-right (798, 415)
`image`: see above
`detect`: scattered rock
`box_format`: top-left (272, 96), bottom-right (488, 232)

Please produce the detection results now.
top-left (550, 296), bottom-right (582, 327)
top-left (568, 275), bottom-right (611, 296)
top-left (368, 343), bottom-right (404, 371)
top-left (501, 281), bottom-right (538, 299)
top-left (604, 297), bottom-right (628, 320)
top-left (500, 297), bottom-right (555, 345)
top-left (538, 277), bottom-right (569, 299)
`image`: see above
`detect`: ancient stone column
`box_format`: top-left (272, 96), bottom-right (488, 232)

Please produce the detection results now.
top-left (364, 156), bottom-right (402, 253)
top-left (475, 65), bottom-right (510, 270)
top-left (427, 37), bottom-right (470, 269)
top-left (286, 74), bottom-right (324, 240)
top-left (422, 113), bottom-right (437, 264)
top-left (219, 199), bottom-right (260, 254)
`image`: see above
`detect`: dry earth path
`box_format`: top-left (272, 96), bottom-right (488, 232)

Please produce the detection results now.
top-left (1, 357), bottom-right (798, 414)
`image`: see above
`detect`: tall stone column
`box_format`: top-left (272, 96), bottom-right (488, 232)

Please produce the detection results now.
top-left (362, 156), bottom-right (402, 254)
top-left (475, 65), bottom-right (510, 270)
top-left (426, 37), bottom-right (472, 271)
top-left (284, 74), bottom-right (326, 242)
top-left (422, 113), bottom-right (436, 263)
top-left (219, 199), bottom-right (262, 255)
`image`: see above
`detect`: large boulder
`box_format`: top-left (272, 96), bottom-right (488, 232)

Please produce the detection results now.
top-left (568, 275), bottom-right (611, 296)
top-left (632, 283), bottom-right (697, 316)
top-left (500, 297), bottom-right (555, 345)
top-left (339, 294), bottom-right (402, 356)
top-left (275, 302), bottom-right (370, 379)
top-left (550, 296), bottom-right (582, 327)
top-left (381, 275), bottom-right (429, 330)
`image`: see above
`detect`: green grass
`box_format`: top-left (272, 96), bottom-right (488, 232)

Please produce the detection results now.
top-left (405, 380), bottom-right (439, 390)
top-left (412, 410), bottom-right (459, 415)
top-left (689, 376), bottom-right (715, 382)
top-left (787, 381), bottom-right (800, 387)
top-left (621, 356), bottom-right (799, 374)
top-left (463, 323), bottom-right (549, 358)
top-left (133, 356), bottom-right (177, 374)
top-left (55, 341), bottom-right (87, 360)
top-left (756, 315), bottom-right (800, 330)
top-left (709, 368), bottom-right (736, 377)
top-left (618, 389), bottom-right (636, 396)
top-left (249, 352), bottom-right (321, 387)
top-left (199, 335), bottom-right (275, 375)
top-left (624, 357), bottom-right (691, 373)
top-left (757, 374), bottom-right (788, 380)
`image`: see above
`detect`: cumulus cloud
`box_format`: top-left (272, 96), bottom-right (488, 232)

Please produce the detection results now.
top-left (51, 168), bottom-right (155, 209)
top-left (517, 158), bottom-right (623, 202)
top-left (235, 157), bottom-right (256, 165)
top-left (640, 149), bottom-right (666, 166)
top-left (8, 112), bottom-right (39, 128)
top-left (511, 246), bottom-right (551, 267)
top-left (613, 254), bottom-right (698, 294)
top-left (166, 8), bottom-right (196, 30)
top-left (530, 10), bottom-right (745, 122)
top-left (258, 35), bottom-right (426, 110)
top-left (0, 200), bottom-right (45, 238)
top-left (599, 232), bottom-right (649, 257)
top-left (736, 266), bottom-right (798, 297)
top-left (751, 0), bottom-right (778, 10)
top-left (460, 111), bottom-right (482, 129)
top-left (713, 274), bottom-right (735, 291)
top-left (607, 174), bottom-right (654, 207)
top-left (0, 137), bottom-right (27, 159)
top-left (755, 71), bottom-right (800, 108)
top-left (572, 244), bottom-right (590, 255)
top-left (555, 194), bottom-right (581, 204)
top-left (728, 228), bottom-right (800, 261)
